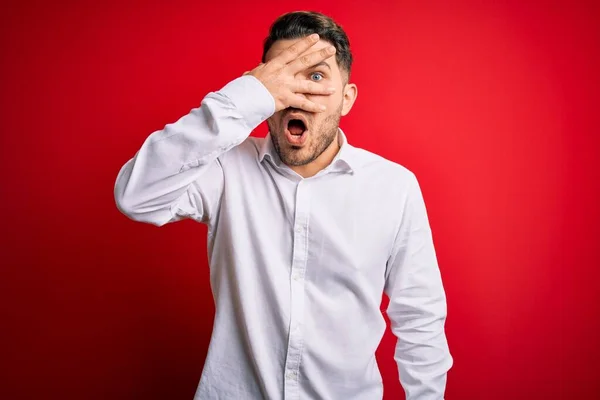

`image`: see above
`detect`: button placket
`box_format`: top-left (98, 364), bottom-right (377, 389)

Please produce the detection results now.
top-left (283, 180), bottom-right (311, 399)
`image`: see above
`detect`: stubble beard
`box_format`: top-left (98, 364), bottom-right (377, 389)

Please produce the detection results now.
top-left (267, 104), bottom-right (343, 167)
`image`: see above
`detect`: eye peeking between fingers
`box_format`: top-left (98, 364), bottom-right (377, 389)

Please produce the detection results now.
top-left (310, 72), bottom-right (325, 82)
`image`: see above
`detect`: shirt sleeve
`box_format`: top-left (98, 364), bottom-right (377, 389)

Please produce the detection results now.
top-left (383, 173), bottom-right (453, 399)
top-left (114, 75), bottom-right (275, 227)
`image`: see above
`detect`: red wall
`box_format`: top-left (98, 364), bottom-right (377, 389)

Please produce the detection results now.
top-left (1, 1), bottom-right (599, 399)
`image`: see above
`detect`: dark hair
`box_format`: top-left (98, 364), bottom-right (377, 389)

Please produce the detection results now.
top-left (262, 11), bottom-right (353, 81)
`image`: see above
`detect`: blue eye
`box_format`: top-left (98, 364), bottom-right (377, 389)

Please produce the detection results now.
top-left (310, 72), bottom-right (324, 81)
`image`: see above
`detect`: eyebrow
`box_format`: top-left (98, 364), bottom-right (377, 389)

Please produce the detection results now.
top-left (309, 61), bottom-right (332, 71)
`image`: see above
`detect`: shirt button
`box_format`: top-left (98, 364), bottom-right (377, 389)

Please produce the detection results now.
top-left (293, 274), bottom-right (301, 281)
top-left (295, 226), bottom-right (302, 233)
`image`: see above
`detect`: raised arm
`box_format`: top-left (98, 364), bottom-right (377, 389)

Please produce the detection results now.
top-left (114, 75), bottom-right (273, 227)
top-left (384, 173), bottom-right (453, 399)
top-left (114, 33), bottom-right (337, 227)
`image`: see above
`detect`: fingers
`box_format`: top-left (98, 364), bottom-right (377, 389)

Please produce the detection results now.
top-left (287, 93), bottom-right (327, 113)
top-left (272, 33), bottom-right (322, 66)
top-left (289, 79), bottom-right (336, 96)
top-left (287, 45), bottom-right (336, 74)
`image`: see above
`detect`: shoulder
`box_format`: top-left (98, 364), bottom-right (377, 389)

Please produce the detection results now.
top-left (348, 145), bottom-right (418, 190)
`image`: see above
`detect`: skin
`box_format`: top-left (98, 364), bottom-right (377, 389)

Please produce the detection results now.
top-left (249, 34), bottom-right (358, 178)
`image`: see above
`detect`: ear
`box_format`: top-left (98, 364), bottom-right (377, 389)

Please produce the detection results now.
top-left (341, 82), bottom-right (358, 116)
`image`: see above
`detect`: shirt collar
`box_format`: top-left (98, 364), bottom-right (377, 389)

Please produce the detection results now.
top-left (258, 128), bottom-right (355, 175)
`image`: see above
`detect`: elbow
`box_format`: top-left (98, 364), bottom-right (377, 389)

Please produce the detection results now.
top-left (114, 193), bottom-right (138, 220)
top-left (114, 162), bottom-right (139, 219)
top-left (114, 196), bottom-right (171, 227)
top-left (113, 184), bottom-right (171, 227)
top-left (114, 189), bottom-right (143, 221)
top-left (114, 174), bottom-right (138, 218)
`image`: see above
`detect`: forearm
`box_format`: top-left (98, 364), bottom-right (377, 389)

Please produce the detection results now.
top-left (114, 75), bottom-right (274, 225)
top-left (384, 174), bottom-right (453, 399)
top-left (389, 290), bottom-right (452, 399)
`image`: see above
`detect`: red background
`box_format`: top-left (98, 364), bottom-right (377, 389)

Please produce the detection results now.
top-left (1, 0), bottom-right (599, 399)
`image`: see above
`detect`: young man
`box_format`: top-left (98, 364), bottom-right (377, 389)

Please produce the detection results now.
top-left (115, 11), bottom-right (452, 400)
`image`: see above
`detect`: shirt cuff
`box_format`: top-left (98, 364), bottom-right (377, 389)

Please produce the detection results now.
top-left (218, 75), bottom-right (276, 129)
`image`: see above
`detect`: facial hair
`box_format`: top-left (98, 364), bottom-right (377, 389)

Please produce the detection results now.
top-left (267, 102), bottom-right (343, 167)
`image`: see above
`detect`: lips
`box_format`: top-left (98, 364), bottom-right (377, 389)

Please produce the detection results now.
top-left (283, 112), bottom-right (310, 146)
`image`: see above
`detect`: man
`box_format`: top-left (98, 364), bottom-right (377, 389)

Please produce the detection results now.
top-left (114, 11), bottom-right (452, 400)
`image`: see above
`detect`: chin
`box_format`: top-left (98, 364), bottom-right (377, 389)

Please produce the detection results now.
top-left (283, 156), bottom-right (314, 167)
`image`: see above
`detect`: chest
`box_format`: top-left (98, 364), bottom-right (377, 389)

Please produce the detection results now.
top-left (221, 162), bottom-right (401, 279)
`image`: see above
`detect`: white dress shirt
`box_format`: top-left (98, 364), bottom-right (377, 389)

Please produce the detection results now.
top-left (114, 75), bottom-right (452, 400)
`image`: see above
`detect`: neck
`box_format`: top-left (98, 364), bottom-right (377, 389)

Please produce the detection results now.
top-left (291, 131), bottom-right (342, 178)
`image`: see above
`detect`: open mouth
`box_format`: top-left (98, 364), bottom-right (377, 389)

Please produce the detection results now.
top-left (287, 119), bottom-right (306, 136)
top-left (284, 114), bottom-right (309, 145)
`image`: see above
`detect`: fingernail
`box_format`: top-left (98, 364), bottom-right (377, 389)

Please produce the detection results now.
top-left (328, 87), bottom-right (336, 92)
top-left (320, 105), bottom-right (326, 111)
top-left (310, 33), bottom-right (319, 41)
top-left (327, 46), bottom-right (336, 54)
